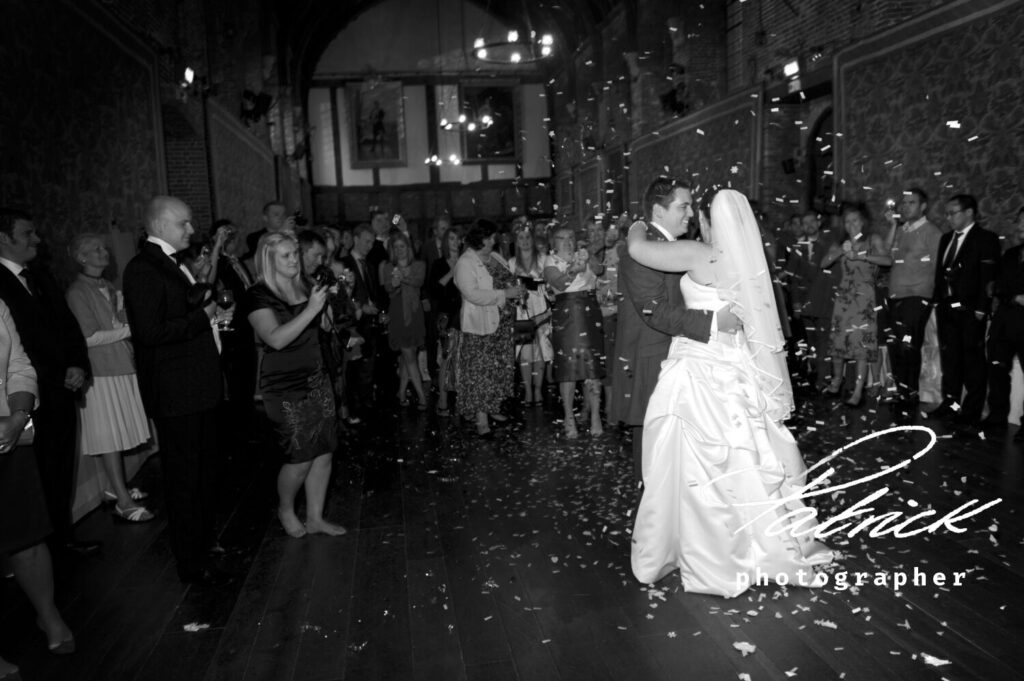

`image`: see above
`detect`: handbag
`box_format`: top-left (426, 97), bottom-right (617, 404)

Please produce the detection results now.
top-left (513, 308), bottom-right (551, 344)
top-left (514, 318), bottom-right (536, 344)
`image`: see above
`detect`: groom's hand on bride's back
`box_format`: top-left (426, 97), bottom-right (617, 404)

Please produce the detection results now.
top-left (717, 307), bottom-right (742, 333)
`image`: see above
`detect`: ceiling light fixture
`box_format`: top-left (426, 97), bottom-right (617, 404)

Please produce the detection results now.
top-left (472, 0), bottom-right (554, 65)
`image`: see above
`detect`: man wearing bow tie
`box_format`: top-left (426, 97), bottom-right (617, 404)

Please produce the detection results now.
top-left (927, 193), bottom-right (1000, 430)
top-left (123, 196), bottom-right (233, 585)
top-left (883, 188), bottom-right (942, 411)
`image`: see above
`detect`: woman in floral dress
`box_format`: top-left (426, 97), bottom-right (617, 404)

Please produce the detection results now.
top-left (822, 203), bottom-right (890, 407)
top-left (453, 219), bottom-right (523, 437)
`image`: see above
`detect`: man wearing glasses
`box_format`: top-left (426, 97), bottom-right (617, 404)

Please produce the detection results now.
top-left (927, 193), bottom-right (1000, 433)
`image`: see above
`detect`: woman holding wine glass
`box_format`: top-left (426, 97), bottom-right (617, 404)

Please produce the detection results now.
top-left (245, 232), bottom-right (345, 538)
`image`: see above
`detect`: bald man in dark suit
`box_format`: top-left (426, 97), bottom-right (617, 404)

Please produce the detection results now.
top-left (123, 196), bottom-right (233, 584)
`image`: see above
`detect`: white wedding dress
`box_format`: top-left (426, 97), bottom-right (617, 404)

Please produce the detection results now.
top-left (630, 274), bottom-right (833, 597)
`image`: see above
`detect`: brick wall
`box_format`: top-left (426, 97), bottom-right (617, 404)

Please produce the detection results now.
top-left (207, 100), bottom-right (276, 236)
top-left (162, 101), bottom-right (214, 230)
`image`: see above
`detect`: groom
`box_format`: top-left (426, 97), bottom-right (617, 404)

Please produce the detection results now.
top-left (610, 177), bottom-right (739, 483)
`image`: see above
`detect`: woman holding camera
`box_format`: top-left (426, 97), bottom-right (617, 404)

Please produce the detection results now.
top-left (245, 233), bottom-right (344, 539)
top-left (380, 231), bottom-right (427, 409)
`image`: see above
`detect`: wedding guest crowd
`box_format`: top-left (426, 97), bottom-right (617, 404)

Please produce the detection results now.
top-left (2, 180), bottom-right (1023, 672)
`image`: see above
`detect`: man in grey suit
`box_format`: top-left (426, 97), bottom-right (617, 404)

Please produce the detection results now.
top-left (610, 177), bottom-right (739, 483)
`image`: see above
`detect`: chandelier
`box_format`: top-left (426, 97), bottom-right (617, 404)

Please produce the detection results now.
top-left (471, 0), bottom-right (554, 65)
top-left (473, 30), bottom-right (553, 64)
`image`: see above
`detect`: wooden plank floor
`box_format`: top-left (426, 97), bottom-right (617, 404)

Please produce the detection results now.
top-left (3, 390), bottom-right (1024, 681)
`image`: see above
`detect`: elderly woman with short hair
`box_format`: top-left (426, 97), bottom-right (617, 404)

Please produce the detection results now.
top-left (66, 233), bottom-right (154, 522)
top-left (454, 219), bottom-right (523, 436)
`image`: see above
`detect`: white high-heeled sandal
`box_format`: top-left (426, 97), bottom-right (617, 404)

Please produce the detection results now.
top-left (103, 488), bottom-right (148, 503)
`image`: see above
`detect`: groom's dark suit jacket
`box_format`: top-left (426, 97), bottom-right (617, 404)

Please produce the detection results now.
top-left (123, 241), bottom-right (222, 418)
top-left (610, 223), bottom-right (714, 426)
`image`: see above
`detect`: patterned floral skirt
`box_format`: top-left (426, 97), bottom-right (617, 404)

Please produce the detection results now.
top-left (827, 260), bottom-right (879, 362)
top-left (263, 371), bottom-right (338, 464)
top-left (456, 313), bottom-right (515, 417)
top-left (440, 327), bottom-right (462, 392)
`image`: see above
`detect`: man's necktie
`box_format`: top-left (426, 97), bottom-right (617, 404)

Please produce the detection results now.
top-left (18, 269), bottom-right (37, 296)
top-left (943, 231), bottom-right (962, 269)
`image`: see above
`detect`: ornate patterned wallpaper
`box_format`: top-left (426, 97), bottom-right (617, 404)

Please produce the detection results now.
top-left (629, 92), bottom-right (760, 213)
top-left (0, 1), bottom-right (163, 274)
top-left (840, 1), bottom-right (1024, 237)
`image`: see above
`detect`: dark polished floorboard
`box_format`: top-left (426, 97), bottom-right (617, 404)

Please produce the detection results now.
top-left (3, 390), bottom-right (1024, 681)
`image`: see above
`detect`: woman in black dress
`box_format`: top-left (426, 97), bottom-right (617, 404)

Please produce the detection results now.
top-left (428, 224), bottom-right (464, 415)
top-left (246, 233), bottom-right (345, 538)
top-left (0, 301), bottom-right (75, 671)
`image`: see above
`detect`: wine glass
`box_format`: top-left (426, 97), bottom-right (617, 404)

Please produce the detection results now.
top-left (216, 289), bottom-right (235, 330)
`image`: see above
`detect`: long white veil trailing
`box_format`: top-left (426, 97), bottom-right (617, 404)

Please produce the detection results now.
top-left (710, 189), bottom-right (794, 421)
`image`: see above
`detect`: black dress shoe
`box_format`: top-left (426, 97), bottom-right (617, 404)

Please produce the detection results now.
top-left (980, 416), bottom-right (1008, 432)
top-left (926, 402), bottom-right (955, 420)
top-left (954, 424), bottom-right (980, 440)
top-left (64, 540), bottom-right (102, 557)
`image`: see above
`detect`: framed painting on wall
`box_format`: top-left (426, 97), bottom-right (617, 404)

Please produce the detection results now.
top-left (462, 84), bottom-right (517, 162)
top-left (347, 80), bottom-right (406, 168)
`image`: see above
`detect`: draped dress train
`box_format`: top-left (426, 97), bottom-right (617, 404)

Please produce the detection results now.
top-left (631, 275), bottom-right (832, 597)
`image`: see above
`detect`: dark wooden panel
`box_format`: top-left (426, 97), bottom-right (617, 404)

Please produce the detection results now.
top-left (313, 191), bottom-right (339, 224)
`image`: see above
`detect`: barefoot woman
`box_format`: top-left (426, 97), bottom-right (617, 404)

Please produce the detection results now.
top-left (247, 233), bottom-right (346, 538)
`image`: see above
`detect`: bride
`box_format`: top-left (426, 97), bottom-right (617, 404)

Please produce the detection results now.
top-left (628, 188), bottom-right (832, 597)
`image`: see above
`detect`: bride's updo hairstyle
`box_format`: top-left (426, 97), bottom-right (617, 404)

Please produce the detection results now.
top-left (697, 185), bottom-right (722, 222)
top-left (695, 185), bottom-right (724, 243)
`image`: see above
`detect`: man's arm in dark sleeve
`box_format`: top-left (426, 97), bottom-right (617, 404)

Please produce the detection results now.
top-left (124, 262), bottom-right (211, 347)
top-left (46, 273), bottom-right (92, 379)
top-left (973, 231), bottom-right (1002, 315)
top-left (619, 253), bottom-right (712, 342)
